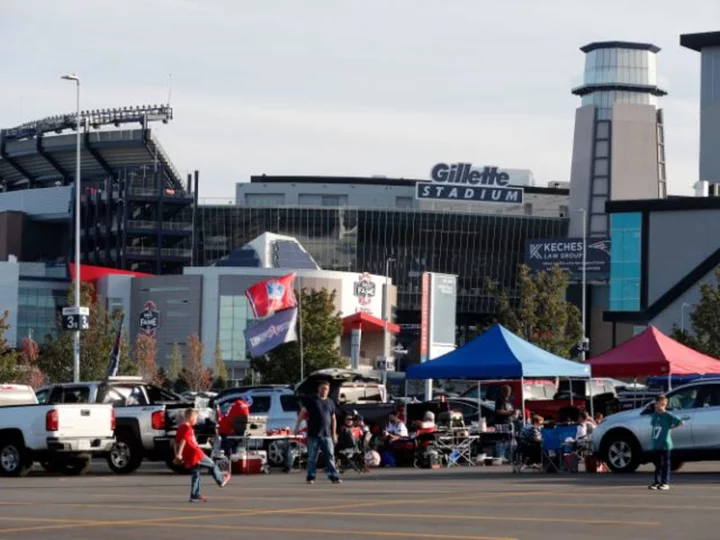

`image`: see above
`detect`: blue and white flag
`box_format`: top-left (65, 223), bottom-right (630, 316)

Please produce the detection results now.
top-left (244, 307), bottom-right (298, 358)
top-left (107, 312), bottom-right (124, 377)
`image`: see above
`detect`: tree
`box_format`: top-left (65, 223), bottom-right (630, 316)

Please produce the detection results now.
top-left (19, 335), bottom-right (45, 389)
top-left (671, 267), bottom-right (720, 358)
top-left (0, 311), bottom-right (22, 383)
top-left (181, 334), bottom-right (213, 392)
top-left (40, 282), bottom-right (132, 382)
top-left (213, 342), bottom-right (229, 390)
top-left (134, 333), bottom-right (160, 385)
top-left (167, 343), bottom-right (183, 383)
top-left (251, 288), bottom-right (344, 384)
top-left (488, 265), bottom-right (583, 359)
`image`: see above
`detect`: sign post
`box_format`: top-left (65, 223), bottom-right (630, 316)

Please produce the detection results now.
top-left (62, 306), bottom-right (90, 332)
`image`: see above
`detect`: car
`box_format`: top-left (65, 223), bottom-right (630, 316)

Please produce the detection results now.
top-left (592, 379), bottom-right (720, 473)
top-left (0, 384), bottom-right (115, 476)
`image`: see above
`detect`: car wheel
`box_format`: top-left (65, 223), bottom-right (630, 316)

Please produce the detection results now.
top-left (107, 435), bottom-right (143, 474)
top-left (0, 438), bottom-right (31, 477)
top-left (267, 440), bottom-right (287, 467)
top-left (671, 461), bottom-right (684, 472)
top-left (602, 433), bottom-right (640, 473)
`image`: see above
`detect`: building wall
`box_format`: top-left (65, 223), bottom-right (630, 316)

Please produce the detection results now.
top-left (0, 262), bottom-right (20, 347)
top-left (0, 212), bottom-right (24, 261)
top-left (647, 209), bottom-right (720, 305)
top-left (610, 103), bottom-right (661, 201)
top-left (130, 275), bottom-right (203, 367)
top-left (650, 265), bottom-right (718, 335)
top-left (568, 105), bottom-right (596, 237)
top-left (700, 46), bottom-right (720, 184)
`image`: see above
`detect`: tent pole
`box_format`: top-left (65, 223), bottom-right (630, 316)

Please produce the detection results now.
top-left (477, 380), bottom-right (482, 426)
top-left (588, 376), bottom-right (594, 420)
top-left (668, 372), bottom-right (672, 392)
top-left (569, 378), bottom-right (574, 406)
top-left (521, 377), bottom-right (526, 424)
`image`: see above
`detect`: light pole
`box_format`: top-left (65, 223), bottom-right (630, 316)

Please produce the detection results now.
top-left (383, 258), bottom-right (395, 383)
top-left (62, 73), bottom-right (82, 383)
top-left (681, 302), bottom-right (695, 333)
top-left (576, 208), bottom-right (588, 361)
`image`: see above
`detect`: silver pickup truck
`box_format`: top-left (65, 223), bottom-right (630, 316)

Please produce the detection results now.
top-left (37, 377), bottom-right (215, 474)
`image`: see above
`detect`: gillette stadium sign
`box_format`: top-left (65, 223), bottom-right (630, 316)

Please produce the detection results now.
top-left (415, 163), bottom-right (524, 204)
top-left (525, 237), bottom-right (611, 281)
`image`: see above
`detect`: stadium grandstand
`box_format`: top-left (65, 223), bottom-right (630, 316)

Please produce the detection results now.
top-left (0, 105), bottom-right (198, 275)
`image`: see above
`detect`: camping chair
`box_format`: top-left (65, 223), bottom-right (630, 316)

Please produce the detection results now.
top-left (541, 424), bottom-right (582, 473)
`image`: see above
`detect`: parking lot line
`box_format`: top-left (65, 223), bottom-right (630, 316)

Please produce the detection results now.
top-left (141, 522), bottom-right (518, 540)
top-left (427, 498), bottom-right (720, 512)
top-left (289, 510), bottom-right (660, 527)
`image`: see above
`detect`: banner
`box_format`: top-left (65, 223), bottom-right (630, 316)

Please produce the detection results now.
top-left (107, 313), bottom-right (124, 378)
top-left (244, 307), bottom-right (299, 358)
top-left (525, 237), bottom-right (611, 281)
top-left (245, 273), bottom-right (297, 318)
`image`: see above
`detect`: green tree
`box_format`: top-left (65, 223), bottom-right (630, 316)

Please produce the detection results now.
top-left (488, 264), bottom-right (583, 359)
top-left (167, 343), bottom-right (183, 383)
top-left (251, 288), bottom-right (344, 384)
top-left (213, 342), bottom-right (229, 390)
top-left (671, 267), bottom-right (720, 358)
top-left (0, 311), bottom-right (22, 382)
top-left (39, 282), bottom-right (132, 382)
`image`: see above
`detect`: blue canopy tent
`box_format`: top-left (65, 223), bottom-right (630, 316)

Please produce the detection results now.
top-left (406, 324), bottom-right (590, 421)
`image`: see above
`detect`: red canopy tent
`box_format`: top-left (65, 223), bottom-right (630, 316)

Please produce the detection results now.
top-left (590, 325), bottom-right (720, 378)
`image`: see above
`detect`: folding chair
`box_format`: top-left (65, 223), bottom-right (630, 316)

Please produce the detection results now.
top-left (541, 425), bottom-right (581, 473)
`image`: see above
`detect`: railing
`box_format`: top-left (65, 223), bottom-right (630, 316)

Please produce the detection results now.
top-left (124, 247), bottom-right (192, 258)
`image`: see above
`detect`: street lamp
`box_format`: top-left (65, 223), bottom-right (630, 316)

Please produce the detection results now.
top-left (62, 73), bottom-right (82, 383)
top-left (383, 257), bottom-right (395, 383)
top-left (575, 208), bottom-right (588, 361)
top-left (681, 302), bottom-right (695, 333)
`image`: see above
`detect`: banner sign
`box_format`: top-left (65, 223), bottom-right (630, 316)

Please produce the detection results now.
top-left (244, 307), bottom-right (299, 357)
top-left (245, 273), bottom-right (297, 318)
top-left (525, 237), bottom-right (611, 280)
top-left (415, 163), bottom-right (524, 205)
top-left (419, 273), bottom-right (430, 364)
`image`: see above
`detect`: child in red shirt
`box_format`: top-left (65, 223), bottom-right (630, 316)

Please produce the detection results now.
top-left (174, 408), bottom-right (231, 502)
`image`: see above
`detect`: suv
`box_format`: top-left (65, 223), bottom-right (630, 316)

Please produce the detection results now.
top-left (592, 380), bottom-right (720, 473)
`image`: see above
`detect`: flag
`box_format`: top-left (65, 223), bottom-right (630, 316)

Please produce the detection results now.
top-left (245, 273), bottom-right (297, 318)
top-left (107, 313), bottom-right (124, 378)
top-left (244, 308), bottom-right (298, 357)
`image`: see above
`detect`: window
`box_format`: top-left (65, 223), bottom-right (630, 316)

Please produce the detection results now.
top-left (218, 295), bottom-right (250, 362)
top-left (54, 387), bottom-right (91, 404)
top-left (35, 388), bottom-right (49, 404)
top-left (249, 396), bottom-right (271, 414)
top-left (97, 386), bottom-right (127, 407)
top-left (396, 197), bottom-right (413, 209)
top-left (667, 387), bottom-right (701, 411)
top-left (609, 213), bottom-right (642, 311)
top-left (280, 395), bottom-right (300, 412)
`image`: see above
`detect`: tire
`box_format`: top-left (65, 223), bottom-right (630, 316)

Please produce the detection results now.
top-left (107, 434), bottom-right (143, 475)
top-left (671, 460), bottom-right (684, 472)
top-left (65, 457), bottom-right (92, 476)
top-left (601, 432), bottom-right (641, 473)
top-left (267, 440), bottom-right (287, 467)
top-left (0, 437), bottom-right (32, 477)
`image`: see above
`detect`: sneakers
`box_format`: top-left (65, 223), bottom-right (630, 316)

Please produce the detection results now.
top-left (330, 477), bottom-right (342, 485)
top-left (189, 496), bottom-right (208, 503)
top-left (658, 483), bottom-right (670, 491)
top-left (306, 478), bottom-right (315, 484)
top-left (648, 483), bottom-right (660, 490)
top-left (648, 483), bottom-right (669, 491)
top-left (220, 472), bottom-right (231, 488)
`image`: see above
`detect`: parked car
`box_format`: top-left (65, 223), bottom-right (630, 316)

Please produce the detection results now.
top-left (38, 377), bottom-right (215, 474)
top-left (529, 378), bottom-right (619, 421)
top-left (0, 384), bottom-right (115, 476)
top-left (592, 379), bottom-right (720, 473)
top-left (461, 379), bottom-right (556, 409)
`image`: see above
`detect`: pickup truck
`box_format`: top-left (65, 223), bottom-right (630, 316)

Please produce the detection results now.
top-left (0, 384), bottom-right (115, 476)
top-left (37, 377), bottom-right (215, 474)
top-left (527, 378), bottom-right (620, 421)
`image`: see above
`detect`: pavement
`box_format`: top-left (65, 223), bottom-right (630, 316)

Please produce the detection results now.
top-left (1, 462), bottom-right (720, 540)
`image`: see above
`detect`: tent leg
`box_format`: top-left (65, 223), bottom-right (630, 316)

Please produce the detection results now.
top-left (569, 378), bottom-right (574, 406)
top-left (477, 380), bottom-right (482, 426)
top-left (588, 377), bottom-right (594, 420)
top-left (521, 377), bottom-right (526, 424)
top-left (668, 372), bottom-right (672, 392)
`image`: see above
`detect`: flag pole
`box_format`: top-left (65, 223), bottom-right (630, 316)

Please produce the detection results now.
top-left (297, 271), bottom-right (304, 381)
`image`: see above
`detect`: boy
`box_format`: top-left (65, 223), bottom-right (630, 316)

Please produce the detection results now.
top-left (649, 395), bottom-right (683, 491)
top-left (175, 408), bottom-right (231, 502)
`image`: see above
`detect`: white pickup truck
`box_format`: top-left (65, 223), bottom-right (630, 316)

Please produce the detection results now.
top-left (0, 384), bottom-right (115, 476)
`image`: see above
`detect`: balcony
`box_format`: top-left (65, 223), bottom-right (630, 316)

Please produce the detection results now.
top-left (126, 220), bottom-right (192, 232)
top-left (124, 247), bottom-right (191, 258)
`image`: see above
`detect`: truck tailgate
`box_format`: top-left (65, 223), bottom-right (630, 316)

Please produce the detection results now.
top-left (55, 404), bottom-right (114, 438)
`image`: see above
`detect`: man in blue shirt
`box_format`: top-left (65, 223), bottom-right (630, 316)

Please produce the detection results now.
top-left (649, 394), bottom-right (683, 491)
top-left (295, 381), bottom-right (341, 485)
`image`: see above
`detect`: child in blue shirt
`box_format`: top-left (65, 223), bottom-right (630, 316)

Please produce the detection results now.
top-left (649, 394), bottom-right (683, 491)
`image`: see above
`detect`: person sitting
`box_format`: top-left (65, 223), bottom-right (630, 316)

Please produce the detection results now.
top-left (384, 411), bottom-right (409, 442)
top-left (576, 411), bottom-right (597, 440)
top-left (217, 397), bottom-right (251, 457)
top-left (414, 411), bottom-right (437, 436)
top-left (337, 415), bottom-right (359, 451)
top-left (518, 415), bottom-right (544, 465)
top-left (353, 412), bottom-right (372, 451)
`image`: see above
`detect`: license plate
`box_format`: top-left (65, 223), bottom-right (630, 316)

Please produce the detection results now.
top-left (77, 440), bottom-right (91, 450)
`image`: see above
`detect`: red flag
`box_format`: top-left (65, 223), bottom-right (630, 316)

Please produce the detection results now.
top-left (245, 273), bottom-right (297, 318)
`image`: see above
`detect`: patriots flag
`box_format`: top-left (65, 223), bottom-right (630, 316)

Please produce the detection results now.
top-left (107, 313), bottom-right (124, 378)
top-left (244, 308), bottom-right (299, 357)
top-left (245, 273), bottom-right (297, 318)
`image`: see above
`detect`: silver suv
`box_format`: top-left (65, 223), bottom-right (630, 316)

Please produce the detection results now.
top-left (592, 380), bottom-right (720, 473)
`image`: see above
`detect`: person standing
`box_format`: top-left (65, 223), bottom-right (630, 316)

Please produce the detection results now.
top-left (295, 381), bottom-right (341, 485)
top-left (175, 408), bottom-right (231, 503)
top-left (494, 385), bottom-right (515, 460)
top-left (649, 395), bottom-right (683, 491)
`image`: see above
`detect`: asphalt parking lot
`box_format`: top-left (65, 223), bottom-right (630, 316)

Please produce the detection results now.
top-left (1, 462), bottom-right (720, 540)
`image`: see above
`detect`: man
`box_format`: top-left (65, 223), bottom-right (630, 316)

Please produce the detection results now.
top-left (494, 385), bottom-right (515, 460)
top-left (175, 408), bottom-right (230, 503)
top-left (384, 411), bottom-right (409, 441)
top-left (295, 381), bottom-right (341, 485)
top-left (217, 397), bottom-right (251, 457)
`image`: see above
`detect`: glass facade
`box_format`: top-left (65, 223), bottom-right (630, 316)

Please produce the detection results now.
top-left (198, 206), bottom-right (568, 321)
top-left (17, 285), bottom-right (68, 342)
top-left (609, 213), bottom-right (642, 311)
top-left (584, 48), bottom-right (657, 86)
top-left (218, 294), bottom-right (252, 362)
top-left (581, 90), bottom-right (657, 120)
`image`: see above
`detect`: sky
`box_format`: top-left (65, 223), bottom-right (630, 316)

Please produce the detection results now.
top-left (1, 0), bottom-right (718, 200)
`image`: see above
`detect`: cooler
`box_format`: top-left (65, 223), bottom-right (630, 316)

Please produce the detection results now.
top-left (231, 450), bottom-right (268, 475)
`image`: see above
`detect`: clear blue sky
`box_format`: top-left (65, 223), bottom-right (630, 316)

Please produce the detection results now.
top-left (2, 0), bottom-right (718, 198)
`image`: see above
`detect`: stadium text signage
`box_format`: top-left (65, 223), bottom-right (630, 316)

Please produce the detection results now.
top-left (524, 237), bottom-right (611, 281)
top-left (415, 163), bottom-right (524, 204)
